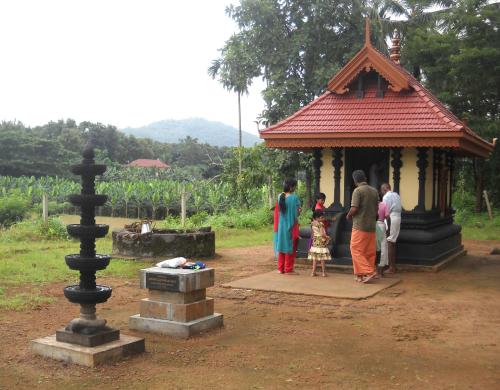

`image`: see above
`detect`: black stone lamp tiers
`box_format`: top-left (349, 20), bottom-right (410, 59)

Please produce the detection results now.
top-left (58, 140), bottom-right (116, 344)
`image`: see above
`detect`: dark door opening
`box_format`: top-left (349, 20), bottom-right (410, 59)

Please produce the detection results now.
top-left (343, 148), bottom-right (390, 207)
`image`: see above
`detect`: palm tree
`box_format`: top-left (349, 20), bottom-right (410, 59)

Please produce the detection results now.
top-left (208, 34), bottom-right (260, 175)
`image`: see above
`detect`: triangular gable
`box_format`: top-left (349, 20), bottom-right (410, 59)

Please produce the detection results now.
top-left (327, 35), bottom-right (409, 94)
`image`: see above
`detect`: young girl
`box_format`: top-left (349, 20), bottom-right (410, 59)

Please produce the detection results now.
top-left (308, 210), bottom-right (331, 277)
top-left (312, 193), bottom-right (330, 230)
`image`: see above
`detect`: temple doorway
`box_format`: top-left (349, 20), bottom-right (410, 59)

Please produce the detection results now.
top-left (343, 148), bottom-right (389, 207)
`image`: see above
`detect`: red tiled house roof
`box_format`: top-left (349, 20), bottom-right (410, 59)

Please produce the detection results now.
top-left (127, 159), bottom-right (169, 168)
top-left (260, 23), bottom-right (493, 158)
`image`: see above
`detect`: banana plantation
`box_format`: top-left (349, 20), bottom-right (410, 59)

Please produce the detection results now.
top-left (0, 175), bottom-right (274, 220)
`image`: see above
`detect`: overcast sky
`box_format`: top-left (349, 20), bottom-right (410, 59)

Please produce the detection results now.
top-left (0, 0), bottom-right (266, 135)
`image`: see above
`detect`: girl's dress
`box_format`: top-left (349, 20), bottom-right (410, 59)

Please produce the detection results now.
top-left (307, 221), bottom-right (331, 262)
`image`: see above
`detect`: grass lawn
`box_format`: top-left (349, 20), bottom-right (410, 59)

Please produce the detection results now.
top-left (0, 216), bottom-right (272, 310)
top-left (459, 212), bottom-right (500, 240)
top-left (2, 210), bottom-right (497, 311)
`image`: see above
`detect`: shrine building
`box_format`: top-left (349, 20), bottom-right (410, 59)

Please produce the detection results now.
top-left (260, 21), bottom-right (494, 266)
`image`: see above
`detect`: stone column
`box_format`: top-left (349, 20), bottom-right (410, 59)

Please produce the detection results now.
top-left (331, 147), bottom-right (343, 211)
top-left (313, 148), bottom-right (322, 196)
top-left (446, 151), bottom-right (455, 211)
top-left (433, 149), bottom-right (442, 210)
top-left (391, 148), bottom-right (403, 194)
top-left (415, 147), bottom-right (429, 212)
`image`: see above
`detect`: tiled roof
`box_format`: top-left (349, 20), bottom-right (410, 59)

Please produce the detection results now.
top-left (260, 43), bottom-right (493, 157)
top-left (127, 159), bottom-right (169, 168)
top-left (261, 79), bottom-right (461, 133)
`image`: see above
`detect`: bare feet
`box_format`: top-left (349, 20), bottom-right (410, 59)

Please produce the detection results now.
top-left (285, 270), bottom-right (299, 275)
top-left (311, 272), bottom-right (317, 277)
top-left (277, 270), bottom-right (284, 274)
top-left (321, 272), bottom-right (327, 277)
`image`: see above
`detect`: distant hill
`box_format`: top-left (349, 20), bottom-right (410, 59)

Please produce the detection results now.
top-left (120, 118), bottom-right (261, 147)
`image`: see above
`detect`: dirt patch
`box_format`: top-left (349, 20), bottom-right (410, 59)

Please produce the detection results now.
top-left (1, 242), bottom-right (500, 389)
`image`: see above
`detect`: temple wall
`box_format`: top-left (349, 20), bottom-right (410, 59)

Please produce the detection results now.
top-left (399, 147), bottom-right (434, 211)
top-left (320, 148), bottom-right (334, 205)
top-left (400, 148), bottom-right (418, 210)
top-left (319, 148), bottom-right (344, 207)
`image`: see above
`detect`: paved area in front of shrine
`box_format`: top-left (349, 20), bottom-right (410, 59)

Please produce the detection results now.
top-left (222, 269), bottom-right (401, 299)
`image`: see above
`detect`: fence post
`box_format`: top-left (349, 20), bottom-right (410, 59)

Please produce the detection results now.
top-left (181, 186), bottom-right (186, 227)
top-left (42, 193), bottom-right (49, 227)
top-left (483, 190), bottom-right (493, 220)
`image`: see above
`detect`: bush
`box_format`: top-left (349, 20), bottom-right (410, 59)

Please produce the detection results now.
top-left (0, 195), bottom-right (30, 227)
top-left (206, 208), bottom-right (272, 229)
top-left (0, 217), bottom-right (69, 242)
top-left (157, 208), bottom-right (273, 231)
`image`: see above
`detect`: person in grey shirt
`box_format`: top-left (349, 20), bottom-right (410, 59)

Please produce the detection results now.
top-left (380, 183), bottom-right (401, 273)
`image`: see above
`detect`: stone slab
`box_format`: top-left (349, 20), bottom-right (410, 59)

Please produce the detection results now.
top-left (148, 289), bottom-right (206, 304)
top-left (32, 334), bottom-right (145, 367)
top-left (129, 313), bottom-right (223, 339)
top-left (56, 327), bottom-right (120, 347)
top-left (139, 267), bottom-right (214, 293)
top-left (140, 298), bottom-right (214, 322)
top-left (222, 270), bottom-right (401, 300)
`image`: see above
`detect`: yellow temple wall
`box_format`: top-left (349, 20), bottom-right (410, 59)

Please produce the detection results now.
top-left (319, 148), bottom-right (344, 206)
top-left (399, 147), bottom-right (434, 211)
top-left (400, 148), bottom-right (418, 210)
top-left (320, 148), bottom-right (334, 205)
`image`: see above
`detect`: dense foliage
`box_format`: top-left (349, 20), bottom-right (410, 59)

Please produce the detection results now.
top-left (0, 120), bottom-right (229, 179)
top-left (211, 0), bottom-right (500, 209)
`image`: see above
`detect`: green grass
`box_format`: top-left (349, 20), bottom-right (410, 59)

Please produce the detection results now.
top-left (0, 289), bottom-right (55, 311)
top-left (458, 212), bottom-right (500, 241)
top-left (214, 226), bottom-right (272, 249)
top-left (0, 222), bottom-right (273, 310)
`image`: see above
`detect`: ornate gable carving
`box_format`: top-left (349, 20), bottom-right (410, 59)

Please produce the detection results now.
top-left (327, 20), bottom-right (410, 94)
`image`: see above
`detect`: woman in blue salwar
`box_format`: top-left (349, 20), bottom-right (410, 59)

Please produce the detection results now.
top-left (273, 179), bottom-right (301, 274)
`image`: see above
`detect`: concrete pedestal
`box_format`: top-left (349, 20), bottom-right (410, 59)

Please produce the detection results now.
top-left (129, 267), bottom-right (223, 338)
top-left (32, 334), bottom-right (145, 367)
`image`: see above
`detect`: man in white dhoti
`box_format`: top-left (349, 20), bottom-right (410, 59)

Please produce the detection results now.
top-left (381, 183), bottom-right (402, 273)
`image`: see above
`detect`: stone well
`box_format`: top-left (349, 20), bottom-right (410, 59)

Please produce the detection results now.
top-left (112, 227), bottom-right (215, 259)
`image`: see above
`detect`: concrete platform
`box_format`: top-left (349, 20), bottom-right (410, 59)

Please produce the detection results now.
top-left (129, 313), bottom-right (223, 339)
top-left (32, 334), bottom-right (145, 367)
top-left (222, 270), bottom-right (401, 300)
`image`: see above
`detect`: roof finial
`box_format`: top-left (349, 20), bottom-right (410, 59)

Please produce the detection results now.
top-left (390, 29), bottom-right (401, 64)
top-left (365, 17), bottom-right (371, 47)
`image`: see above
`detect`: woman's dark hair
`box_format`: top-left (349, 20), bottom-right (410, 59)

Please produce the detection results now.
top-left (312, 192), bottom-right (326, 211)
top-left (312, 210), bottom-right (324, 220)
top-left (279, 178), bottom-right (297, 213)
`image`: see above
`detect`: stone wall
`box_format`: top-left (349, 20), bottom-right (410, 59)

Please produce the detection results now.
top-left (112, 228), bottom-right (215, 259)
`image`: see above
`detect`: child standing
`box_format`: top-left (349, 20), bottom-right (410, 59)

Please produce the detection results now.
top-left (308, 210), bottom-right (331, 277)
